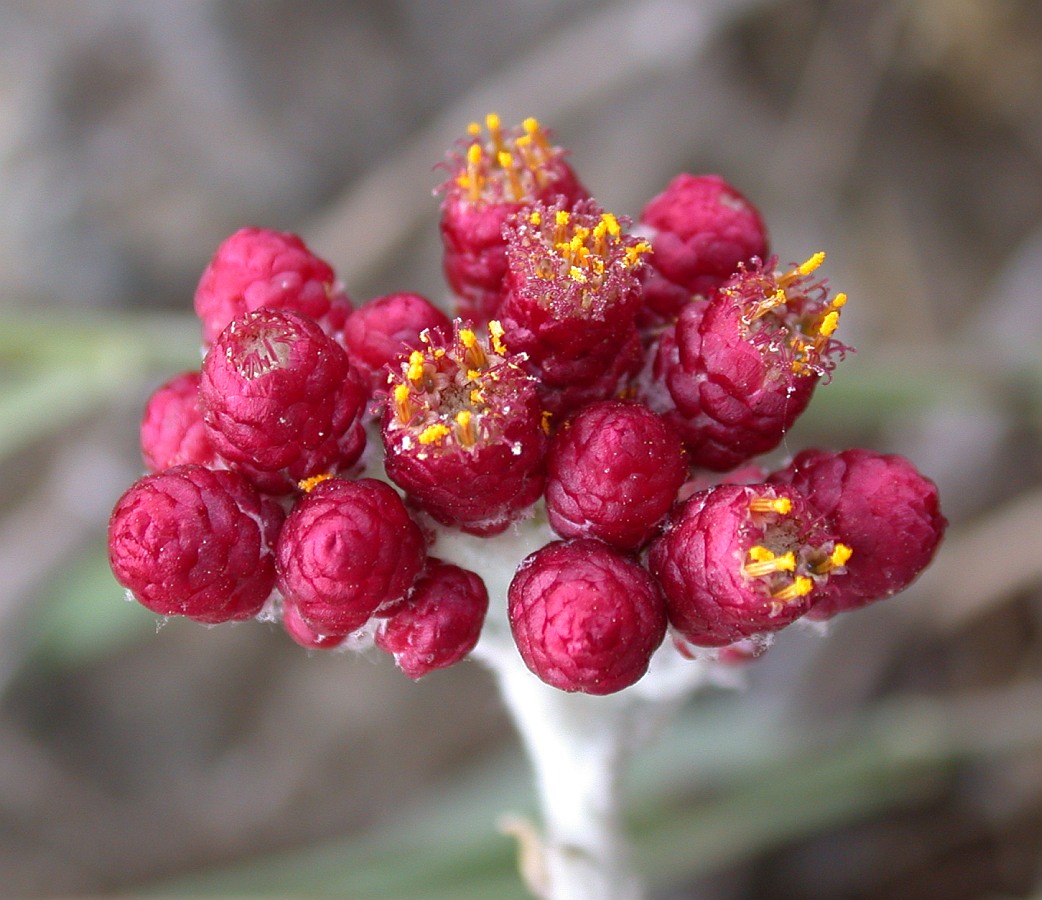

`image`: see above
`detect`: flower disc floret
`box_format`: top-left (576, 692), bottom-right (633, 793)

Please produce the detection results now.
top-left (649, 483), bottom-right (851, 646)
top-left (200, 307), bottom-right (367, 492)
top-left (275, 477), bottom-right (426, 634)
top-left (381, 320), bottom-right (547, 535)
top-left (375, 559), bottom-right (489, 679)
top-left (108, 464), bottom-right (284, 624)
top-left (770, 448), bottom-right (946, 618)
top-left (194, 226), bottom-right (350, 345)
top-left (545, 400), bottom-right (687, 550)
top-left (508, 539), bottom-right (667, 694)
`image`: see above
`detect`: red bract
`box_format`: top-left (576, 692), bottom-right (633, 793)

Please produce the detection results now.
top-left (545, 400), bottom-right (687, 550)
top-left (375, 559), bottom-right (489, 679)
top-left (341, 291), bottom-right (451, 391)
top-left (281, 597), bottom-right (350, 650)
top-left (200, 307), bottom-right (367, 493)
top-left (438, 114), bottom-right (588, 322)
top-left (276, 478), bottom-right (426, 634)
top-left (194, 226), bottom-right (351, 344)
top-left (381, 320), bottom-right (547, 535)
top-left (658, 254), bottom-right (847, 471)
top-left (770, 448), bottom-right (946, 619)
top-left (140, 371), bottom-right (218, 471)
top-left (498, 199), bottom-right (651, 416)
top-left (639, 174), bottom-right (768, 322)
top-left (508, 539), bottom-right (667, 694)
top-left (649, 483), bottom-right (851, 646)
top-left (108, 465), bottom-right (284, 624)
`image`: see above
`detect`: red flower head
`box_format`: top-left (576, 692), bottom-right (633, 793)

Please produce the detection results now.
top-left (498, 199), bottom-right (651, 416)
top-left (508, 539), bottom-right (668, 695)
top-left (375, 559), bottom-right (489, 679)
top-left (380, 320), bottom-right (547, 535)
top-left (770, 448), bottom-right (946, 619)
top-left (638, 173), bottom-right (769, 322)
top-left (438, 114), bottom-right (589, 322)
top-left (139, 370), bottom-right (218, 471)
top-left (108, 465), bottom-right (284, 624)
top-left (659, 253), bottom-right (848, 470)
top-left (649, 483), bottom-right (852, 646)
top-left (200, 307), bottom-right (368, 494)
top-left (545, 400), bottom-right (687, 551)
top-left (194, 227), bottom-right (351, 345)
top-left (276, 477), bottom-right (427, 635)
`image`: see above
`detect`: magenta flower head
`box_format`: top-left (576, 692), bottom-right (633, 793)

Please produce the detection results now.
top-left (770, 448), bottom-right (946, 619)
top-left (375, 559), bottom-right (489, 679)
top-left (276, 477), bottom-right (427, 635)
top-left (498, 199), bottom-right (651, 415)
top-left (108, 464), bottom-right (284, 624)
top-left (438, 114), bottom-right (589, 322)
top-left (545, 400), bottom-right (687, 550)
top-left (649, 483), bottom-right (852, 646)
top-left (639, 174), bottom-right (769, 322)
top-left (659, 253), bottom-right (848, 471)
top-left (194, 226), bottom-right (351, 345)
top-left (140, 370), bottom-right (218, 471)
top-left (341, 291), bottom-right (451, 392)
top-left (380, 320), bottom-right (547, 535)
top-left (508, 539), bottom-right (667, 695)
top-left (200, 307), bottom-right (368, 493)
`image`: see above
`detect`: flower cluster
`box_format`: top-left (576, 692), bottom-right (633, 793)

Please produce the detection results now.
top-left (109, 114), bottom-right (945, 690)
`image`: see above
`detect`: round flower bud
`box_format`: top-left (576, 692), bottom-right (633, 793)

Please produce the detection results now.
top-left (200, 307), bottom-right (367, 493)
top-left (660, 254), bottom-right (847, 470)
top-left (194, 226), bottom-right (351, 345)
top-left (770, 448), bottom-right (946, 618)
top-left (140, 371), bottom-right (217, 471)
top-left (280, 596), bottom-right (350, 650)
top-left (508, 539), bottom-right (668, 695)
top-left (649, 483), bottom-right (850, 646)
top-left (375, 559), bottom-right (489, 679)
top-left (108, 465), bottom-right (284, 624)
top-left (545, 400), bottom-right (687, 550)
top-left (438, 114), bottom-right (588, 321)
top-left (341, 291), bottom-right (451, 391)
top-left (276, 478), bottom-right (426, 635)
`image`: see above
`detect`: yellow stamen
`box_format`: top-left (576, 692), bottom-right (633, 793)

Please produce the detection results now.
top-left (568, 266), bottom-right (587, 283)
top-left (498, 150), bottom-right (523, 200)
top-left (749, 496), bottom-right (793, 515)
top-left (393, 383), bottom-right (414, 423)
top-left (780, 251), bottom-right (826, 286)
top-left (407, 350), bottom-right (426, 384)
top-left (297, 473), bottom-right (333, 493)
top-left (818, 310), bottom-right (840, 338)
top-left (418, 423), bottom-right (451, 445)
top-left (455, 410), bottom-right (476, 446)
top-left (467, 121), bottom-right (482, 137)
top-left (772, 575), bottom-right (814, 602)
top-left (485, 112), bottom-right (503, 153)
top-left (541, 410), bottom-right (553, 435)
top-left (459, 328), bottom-right (487, 369)
top-left (488, 319), bottom-right (507, 355)
top-left (815, 542), bottom-right (853, 574)
top-left (624, 241), bottom-right (652, 267)
top-left (743, 548), bottom-right (796, 578)
top-left (528, 209), bottom-right (542, 226)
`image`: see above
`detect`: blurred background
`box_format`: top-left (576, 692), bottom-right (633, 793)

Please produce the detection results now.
top-left (1, 0), bottom-right (1041, 896)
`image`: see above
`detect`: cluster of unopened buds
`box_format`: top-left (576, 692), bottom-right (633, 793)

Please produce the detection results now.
top-left (109, 114), bottom-right (945, 693)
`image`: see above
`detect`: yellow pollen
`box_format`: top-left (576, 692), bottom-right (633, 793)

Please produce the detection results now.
top-left (466, 142), bottom-right (482, 166)
top-left (393, 383), bottom-right (414, 423)
top-left (455, 410), bottom-right (476, 446)
top-left (407, 350), bottom-right (426, 383)
top-left (831, 292), bottom-right (847, 309)
top-left (601, 212), bottom-right (621, 237)
top-left (831, 543), bottom-right (853, 567)
top-left (467, 121), bottom-right (482, 137)
top-left (528, 210), bottom-right (542, 226)
top-left (418, 423), bottom-right (451, 445)
top-left (522, 117), bottom-right (540, 135)
top-left (485, 112), bottom-right (501, 133)
top-left (488, 319), bottom-right (507, 355)
top-left (569, 266), bottom-right (587, 283)
top-left (743, 548), bottom-right (796, 578)
top-left (466, 369), bottom-right (482, 382)
top-left (460, 329), bottom-right (478, 349)
top-left (772, 575), bottom-right (814, 602)
top-left (470, 388), bottom-right (484, 405)
top-left (625, 241), bottom-right (652, 267)
top-left (541, 410), bottom-right (553, 435)
top-left (818, 310), bottom-right (840, 338)
top-left (749, 496), bottom-right (793, 515)
top-left (555, 210), bottom-right (570, 227)
top-left (795, 251), bottom-right (826, 277)
top-left (297, 473), bottom-right (334, 493)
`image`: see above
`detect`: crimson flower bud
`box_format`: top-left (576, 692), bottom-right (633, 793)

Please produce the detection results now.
top-left (375, 559), bottom-right (489, 679)
top-left (438, 114), bottom-right (588, 321)
top-left (770, 448), bottom-right (946, 619)
top-left (381, 320), bottom-right (547, 535)
top-left (200, 308), bottom-right (367, 493)
top-left (276, 477), bottom-right (426, 635)
top-left (649, 483), bottom-right (851, 646)
top-left (194, 227), bottom-right (351, 345)
top-left (639, 174), bottom-right (768, 322)
top-left (508, 539), bottom-right (668, 695)
top-left (660, 253), bottom-right (848, 470)
top-left (498, 198), bottom-right (651, 416)
top-left (545, 400), bottom-right (687, 550)
top-left (341, 291), bottom-right (451, 392)
top-left (140, 371), bottom-right (217, 471)
top-left (108, 464), bottom-right (284, 624)
top-left (280, 596), bottom-right (350, 650)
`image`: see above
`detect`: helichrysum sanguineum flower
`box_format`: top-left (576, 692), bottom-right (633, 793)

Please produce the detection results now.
top-left (109, 112), bottom-right (944, 692)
